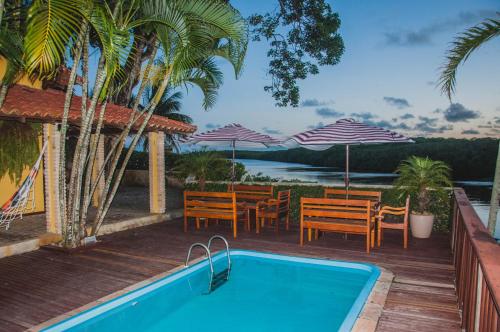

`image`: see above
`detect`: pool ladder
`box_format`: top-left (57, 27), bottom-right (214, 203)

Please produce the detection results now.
top-left (185, 235), bottom-right (231, 293)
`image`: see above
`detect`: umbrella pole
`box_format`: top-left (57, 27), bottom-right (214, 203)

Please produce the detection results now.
top-left (231, 140), bottom-right (236, 189)
top-left (345, 145), bottom-right (350, 198)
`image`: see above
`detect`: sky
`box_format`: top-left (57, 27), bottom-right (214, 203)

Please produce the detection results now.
top-left (179, 0), bottom-right (500, 140)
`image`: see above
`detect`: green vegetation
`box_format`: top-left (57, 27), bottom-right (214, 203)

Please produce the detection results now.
top-left (393, 156), bottom-right (452, 215)
top-left (0, 121), bottom-right (41, 183)
top-left (185, 182), bottom-right (452, 232)
top-left (174, 151), bottom-right (244, 190)
top-left (228, 137), bottom-right (498, 180)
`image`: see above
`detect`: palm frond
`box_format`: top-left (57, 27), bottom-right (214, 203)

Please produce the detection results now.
top-left (438, 14), bottom-right (500, 99)
top-left (24, 0), bottom-right (84, 78)
top-left (0, 27), bottom-right (24, 84)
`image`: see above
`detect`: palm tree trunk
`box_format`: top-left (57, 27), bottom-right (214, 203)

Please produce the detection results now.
top-left (91, 44), bottom-right (159, 234)
top-left (0, 83), bottom-right (8, 108)
top-left (58, 22), bottom-right (88, 246)
top-left (487, 141), bottom-right (500, 236)
top-left (92, 64), bottom-right (171, 235)
top-left (0, 0), bottom-right (5, 27)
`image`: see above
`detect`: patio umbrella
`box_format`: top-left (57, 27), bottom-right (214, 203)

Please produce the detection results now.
top-left (183, 123), bottom-right (280, 186)
top-left (284, 118), bottom-right (413, 188)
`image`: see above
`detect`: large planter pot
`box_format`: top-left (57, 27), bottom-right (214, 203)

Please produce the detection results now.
top-left (410, 213), bottom-right (435, 239)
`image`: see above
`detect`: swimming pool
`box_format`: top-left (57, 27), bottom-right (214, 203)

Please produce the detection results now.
top-left (42, 250), bottom-right (380, 332)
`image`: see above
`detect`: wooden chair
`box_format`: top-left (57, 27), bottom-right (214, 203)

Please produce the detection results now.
top-left (300, 198), bottom-right (375, 253)
top-left (377, 196), bottom-right (410, 249)
top-left (183, 191), bottom-right (250, 238)
top-left (324, 188), bottom-right (381, 210)
top-left (255, 190), bottom-right (291, 234)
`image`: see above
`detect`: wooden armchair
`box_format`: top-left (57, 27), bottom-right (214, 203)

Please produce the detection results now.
top-left (255, 190), bottom-right (291, 234)
top-left (377, 196), bottom-right (410, 249)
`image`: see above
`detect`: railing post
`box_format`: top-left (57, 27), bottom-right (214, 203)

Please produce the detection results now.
top-left (474, 264), bottom-right (483, 332)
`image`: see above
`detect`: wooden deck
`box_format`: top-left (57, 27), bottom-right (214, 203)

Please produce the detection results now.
top-left (0, 219), bottom-right (460, 331)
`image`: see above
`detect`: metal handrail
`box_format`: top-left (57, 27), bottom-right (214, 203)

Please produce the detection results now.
top-left (185, 243), bottom-right (214, 293)
top-left (208, 235), bottom-right (231, 280)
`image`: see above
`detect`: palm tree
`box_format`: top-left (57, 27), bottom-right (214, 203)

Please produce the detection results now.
top-left (438, 13), bottom-right (499, 235)
top-left (1, 0), bottom-right (248, 246)
top-left (136, 85), bottom-right (193, 151)
top-left (394, 156), bottom-right (452, 214)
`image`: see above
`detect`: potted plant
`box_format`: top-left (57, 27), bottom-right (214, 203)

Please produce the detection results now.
top-left (393, 156), bottom-right (452, 238)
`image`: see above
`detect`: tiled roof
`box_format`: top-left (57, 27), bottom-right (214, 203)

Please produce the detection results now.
top-left (0, 85), bottom-right (196, 134)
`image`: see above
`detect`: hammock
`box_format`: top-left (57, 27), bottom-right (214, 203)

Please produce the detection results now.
top-left (0, 141), bottom-right (48, 230)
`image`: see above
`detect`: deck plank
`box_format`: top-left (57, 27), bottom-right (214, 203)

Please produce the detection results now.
top-left (0, 218), bottom-right (460, 331)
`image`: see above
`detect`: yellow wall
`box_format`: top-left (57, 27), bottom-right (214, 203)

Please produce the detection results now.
top-left (0, 58), bottom-right (45, 213)
top-left (0, 57), bottom-right (43, 89)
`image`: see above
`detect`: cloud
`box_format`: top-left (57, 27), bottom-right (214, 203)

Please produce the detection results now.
top-left (418, 116), bottom-right (439, 126)
top-left (307, 122), bottom-right (325, 129)
top-left (462, 129), bottom-right (480, 135)
top-left (413, 116), bottom-right (453, 134)
top-left (400, 113), bottom-right (415, 120)
top-left (383, 96), bottom-right (411, 109)
top-left (384, 10), bottom-right (497, 47)
top-left (351, 112), bottom-right (377, 120)
top-left (205, 123), bottom-right (221, 129)
top-left (363, 119), bottom-right (410, 131)
top-left (316, 107), bottom-right (344, 118)
top-left (262, 127), bottom-right (283, 135)
top-left (436, 103), bottom-right (480, 122)
top-left (301, 99), bottom-right (333, 107)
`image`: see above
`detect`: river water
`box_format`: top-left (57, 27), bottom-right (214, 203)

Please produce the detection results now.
top-left (236, 159), bottom-right (500, 238)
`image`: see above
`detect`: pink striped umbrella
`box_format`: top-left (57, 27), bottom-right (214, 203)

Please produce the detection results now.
top-left (285, 118), bottom-right (413, 187)
top-left (183, 123), bottom-right (280, 183)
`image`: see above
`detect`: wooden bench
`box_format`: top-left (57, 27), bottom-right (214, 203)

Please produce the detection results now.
top-left (228, 184), bottom-right (274, 204)
top-left (324, 188), bottom-right (381, 210)
top-left (183, 191), bottom-right (249, 238)
top-left (300, 197), bottom-right (375, 253)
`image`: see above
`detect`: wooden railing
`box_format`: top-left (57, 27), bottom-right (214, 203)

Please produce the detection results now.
top-left (452, 188), bottom-right (500, 331)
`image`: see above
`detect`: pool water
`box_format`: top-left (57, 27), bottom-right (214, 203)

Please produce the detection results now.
top-left (43, 251), bottom-right (380, 332)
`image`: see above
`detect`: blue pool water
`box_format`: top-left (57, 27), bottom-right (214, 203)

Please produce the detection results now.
top-left (43, 251), bottom-right (380, 332)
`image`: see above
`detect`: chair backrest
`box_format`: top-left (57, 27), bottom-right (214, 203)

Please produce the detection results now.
top-left (380, 196), bottom-right (410, 225)
top-left (301, 197), bottom-right (371, 223)
top-left (324, 188), bottom-right (381, 206)
top-left (228, 184), bottom-right (273, 202)
top-left (184, 191), bottom-right (237, 215)
top-left (277, 190), bottom-right (291, 214)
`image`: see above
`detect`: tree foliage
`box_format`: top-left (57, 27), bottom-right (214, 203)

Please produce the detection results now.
top-left (0, 0), bottom-right (248, 247)
top-left (0, 121), bottom-right (40, 184)
top-left (230, 138), bottom-right (499, 180)
top-left (249, 0), bottom-right (344, 107)
top-left (438, 13), bottom-right (500, 99)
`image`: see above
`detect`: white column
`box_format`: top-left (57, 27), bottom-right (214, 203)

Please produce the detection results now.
top-left (148, 131), bottom-right (166, 214)
top-left (42, 123), bottom-right (62, 234)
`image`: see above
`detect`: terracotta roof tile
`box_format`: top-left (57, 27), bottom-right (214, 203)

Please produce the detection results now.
top-left (0, 85), bottom-right (196, 134)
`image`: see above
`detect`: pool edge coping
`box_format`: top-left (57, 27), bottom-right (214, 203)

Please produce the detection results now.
top-left (30, 251), bottom-right (393, 332)
top-left (352, 267), bottom-right (394, 332)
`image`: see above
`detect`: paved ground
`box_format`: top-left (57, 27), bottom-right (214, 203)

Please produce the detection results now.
top-left (0, 185), bottom-right (183, 246)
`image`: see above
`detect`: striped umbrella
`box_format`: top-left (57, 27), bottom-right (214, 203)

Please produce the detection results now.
top-left (183, 123), bottom-right (280, 184)
top-left (285, 118), bottom-right (413, 187)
